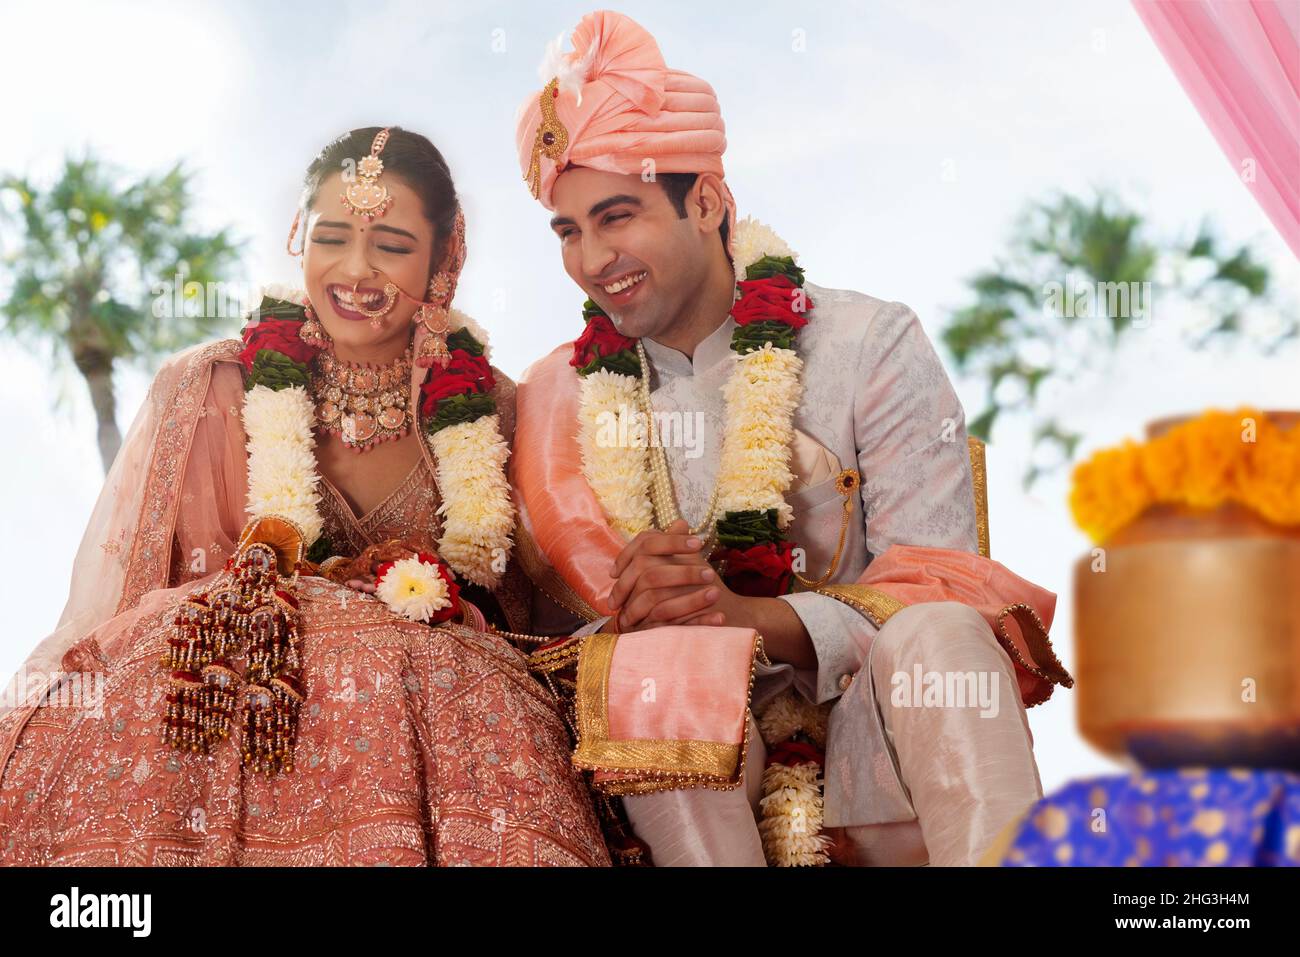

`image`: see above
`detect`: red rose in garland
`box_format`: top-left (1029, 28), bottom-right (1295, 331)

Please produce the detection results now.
top-left (571, 313), bottom-right (637, 369)
top-left (716, 540), bottom-right (797, 597)
top-left (238, 318), bottom-right (321, 372)
top-left (419, 349), bottom-right (496, 417)
top-left (730, 275), bottom-right (813, 330)
top-left (766, 739), bottom-right (825, 768)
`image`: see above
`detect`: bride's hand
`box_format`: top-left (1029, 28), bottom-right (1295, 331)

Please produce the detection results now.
top-left (345, 575), bottom-right (377, 594)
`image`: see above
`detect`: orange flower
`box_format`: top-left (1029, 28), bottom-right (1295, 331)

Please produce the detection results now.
top-left (1070, 408), bottom-right (1300, 542)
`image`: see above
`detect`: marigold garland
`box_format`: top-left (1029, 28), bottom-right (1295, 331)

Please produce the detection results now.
top-left (1069, 407), bottom-right (1300, 543)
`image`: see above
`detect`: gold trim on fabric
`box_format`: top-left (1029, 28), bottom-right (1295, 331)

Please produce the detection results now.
top-left (525, 635), bottom-right (584, 675)
top-left (514, 522), bottom-right (600, 623)
top-left (813, 583), bottom-right (908, 627)
top-left (995, 602), bottom-right (1076, 707)
top-left (568, 632), bottom-right (763, 795)
top-left (119, 339), bottom-right (241, 614)
top-left (968, 436), bottom-right (991, 559)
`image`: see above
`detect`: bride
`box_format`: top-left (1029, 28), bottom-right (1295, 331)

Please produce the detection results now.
top-left (0, 126), bottom-right (609, 866)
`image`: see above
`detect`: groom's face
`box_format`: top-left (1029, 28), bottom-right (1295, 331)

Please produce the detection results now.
top-left (549, 167), bottom-right (710, 340)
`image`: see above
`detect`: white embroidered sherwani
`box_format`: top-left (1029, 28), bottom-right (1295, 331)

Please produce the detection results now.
top-left (530, 283), bottom-right (1045, 866)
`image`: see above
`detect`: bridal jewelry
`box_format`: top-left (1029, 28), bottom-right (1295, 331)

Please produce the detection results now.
top-left (298, 301), bottom-right (331, 348)
top-left (311, 345), bottom-right (413, 452)
top-left (414, 208), bottom-right (467, 369)
top-left (348, 276), bottom-right (400, 330)
top-left (340, 127), bottom-right (394, 220)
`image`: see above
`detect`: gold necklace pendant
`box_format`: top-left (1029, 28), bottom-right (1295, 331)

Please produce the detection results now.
top-left (311, 347), bottom-right (413, 452)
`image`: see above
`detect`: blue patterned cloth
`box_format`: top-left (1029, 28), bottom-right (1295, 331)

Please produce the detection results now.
top-left (990, 768), bottom-right (1300, 866)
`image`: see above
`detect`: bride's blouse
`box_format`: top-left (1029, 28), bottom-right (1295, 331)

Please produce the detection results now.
top-left (159, 341), bottom-right (529, 629)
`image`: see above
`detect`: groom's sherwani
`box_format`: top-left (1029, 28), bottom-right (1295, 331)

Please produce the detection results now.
top-left (524, 283), bottom-right (1048, 866)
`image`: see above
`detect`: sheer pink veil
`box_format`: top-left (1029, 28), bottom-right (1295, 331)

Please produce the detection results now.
top-left (0, 340), bottom-right (250, 722)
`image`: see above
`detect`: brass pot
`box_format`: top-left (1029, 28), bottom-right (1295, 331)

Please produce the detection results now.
top-left (1074, 412), bottom-right (1300, 769)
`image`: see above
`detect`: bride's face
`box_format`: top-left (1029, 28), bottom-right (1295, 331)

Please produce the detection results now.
top-left (302, 170), bottom-right (436, 358)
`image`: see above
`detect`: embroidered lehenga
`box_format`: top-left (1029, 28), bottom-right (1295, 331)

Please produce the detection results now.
top-left (0, 337), bottom-right (609, 866)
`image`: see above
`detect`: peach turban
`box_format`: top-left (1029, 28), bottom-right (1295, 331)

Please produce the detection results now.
top-left (514, 10), bottom-right (736, 246)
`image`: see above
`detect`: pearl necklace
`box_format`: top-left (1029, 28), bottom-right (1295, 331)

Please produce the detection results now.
top-left (636, 339), bottom-right (722, 548)
top-left (310, 346), bottom-right (413, 452)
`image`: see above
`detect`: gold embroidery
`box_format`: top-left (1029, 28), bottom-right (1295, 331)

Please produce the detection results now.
top-left (813, 583), bottom-right (907, 626)
top-left (119, 340), bottom-right (243, 616)
top-left (568, 631), bottom-right (764, 795)
top-left (969, 436), bottom-right (990, 559)
top-left (514, 522), bottom-right (600, 622)
top-left (994, 602), bottom-right (1075, 706)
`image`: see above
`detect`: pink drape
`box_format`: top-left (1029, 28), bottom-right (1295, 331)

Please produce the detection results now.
top-left (1133, 0), bottom-right (1300, 257)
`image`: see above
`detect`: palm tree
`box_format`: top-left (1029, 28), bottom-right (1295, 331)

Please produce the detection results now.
top-left (1, 154), bottom-right (242, 472)
top-left (941, 190), bottom-right (1290, 486)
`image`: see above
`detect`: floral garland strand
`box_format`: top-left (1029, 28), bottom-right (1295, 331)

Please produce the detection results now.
top-left (570, 217), bottom-right (814, 597)
top-left (418, 316), bottom-right (516, 588)
top-left (569, 222), bottom-right (829, 866)
top-left (236, 291), bottom-right (514, 592)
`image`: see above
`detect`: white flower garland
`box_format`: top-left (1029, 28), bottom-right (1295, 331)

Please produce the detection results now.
top-left (576, 368), bottom-right (654, 538)
top-left (716, 343), bottom-right (802, 528)
top-left (577, 217), bottom-right (805, 540)
top-left (570, 224), bottom-right (829, 867)
top-left (242, 293), bottom-right (514, 592)
top-left (758, 763), bottom-right (832, 867)
top-left (242, 383), bottom-right (324, 545)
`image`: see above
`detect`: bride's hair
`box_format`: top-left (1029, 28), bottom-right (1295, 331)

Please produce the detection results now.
top-left (300, 126), bottom-right (460, 274)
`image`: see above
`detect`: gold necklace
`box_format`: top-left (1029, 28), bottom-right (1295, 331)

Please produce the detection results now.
top-left (635, 339), bottom-right (722, 548)
top-left (311, 346), bottom-right (413, 452)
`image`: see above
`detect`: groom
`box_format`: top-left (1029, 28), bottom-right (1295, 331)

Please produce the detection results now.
top-left (510, 10), bottom-right (1070, 866)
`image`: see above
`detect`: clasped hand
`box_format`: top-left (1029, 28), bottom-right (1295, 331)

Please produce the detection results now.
top-left (605, 519), bottom-right (743, 632)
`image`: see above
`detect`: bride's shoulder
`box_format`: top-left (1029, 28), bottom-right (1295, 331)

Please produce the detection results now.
top-left (147, 338), bottom-right (244, 397)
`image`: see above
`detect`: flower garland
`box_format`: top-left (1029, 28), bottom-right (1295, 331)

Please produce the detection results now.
top-left (571, 217), bottom-right (813, 597)
top-left (1069, 407), bottom-right (1300, 543)
top-left (569, 220), bottom-right (831, 866)
top-left (238, 288), bottom-right (515, 590)
top-left (160, 288), bottom-right (514, 775)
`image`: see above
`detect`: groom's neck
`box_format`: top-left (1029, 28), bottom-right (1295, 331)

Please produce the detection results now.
top-left (647, 252), bottom-right (735, 360)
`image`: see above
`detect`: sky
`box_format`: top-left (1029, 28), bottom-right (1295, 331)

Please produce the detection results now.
top-left (0, 0), bottom-right (1297, 796)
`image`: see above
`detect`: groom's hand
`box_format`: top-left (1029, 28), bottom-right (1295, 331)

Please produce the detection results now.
top-left (605, 520), bottom-right (818, 666)
top-left (606, 520), bottom-right (726, 631)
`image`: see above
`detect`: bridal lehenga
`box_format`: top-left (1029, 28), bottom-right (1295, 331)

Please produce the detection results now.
top-left (0, 324), bottom-right (610, 866)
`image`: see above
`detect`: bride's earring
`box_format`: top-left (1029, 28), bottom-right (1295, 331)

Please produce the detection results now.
top-left (415, 273), bottom-right (452, 369)
top-left (299, 301), bottom-right (332, 348)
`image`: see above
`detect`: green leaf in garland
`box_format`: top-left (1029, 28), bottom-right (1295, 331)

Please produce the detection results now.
top-left (250, 295), bottom-right (309, 323)
top-left (577, 349), bottom-right (642, 378)
top-left (715, 508), bottom-right (784, 548)
top-left (426, 391), bottom-right (497, 433)
top-left (305, 535), bottom-right (334, 565)
top-left (730, 320), bottom-right (797, 354)
top-left (744, 255), bottom-right (805, 286)
top-left (246, 348), bottom-right (311, 392)
top-left (581, 298), bottom-right (607, 322)
top-left (446, 327), bottom-right (484, 357)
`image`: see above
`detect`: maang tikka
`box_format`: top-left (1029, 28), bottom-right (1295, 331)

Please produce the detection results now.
top-left (341, 128), bottom-right (395, 221)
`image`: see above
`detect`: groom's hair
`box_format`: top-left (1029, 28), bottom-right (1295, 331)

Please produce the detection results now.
top-left (300, 126), bottom-right (460, 274)
top-left (656, 173), bottom-right (731, 255)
